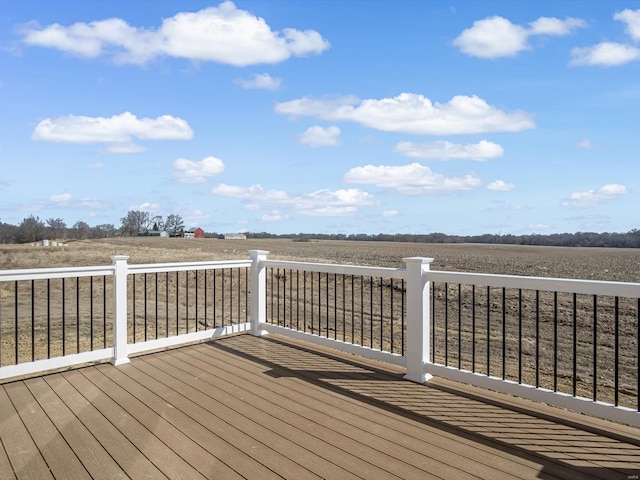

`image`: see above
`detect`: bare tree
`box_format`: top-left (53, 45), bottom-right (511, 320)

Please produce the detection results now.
top-left (72, 220), bottom-right (90, 240)
top-left (46, 217), bottom-right (67, 239)
top-left (120, 210), bottom-right (150, 236)
top-left (165, 214), bottom-right (185, 236)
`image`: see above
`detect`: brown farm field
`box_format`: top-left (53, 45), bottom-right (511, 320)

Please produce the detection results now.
top-left (1, 238), bottom-right (639, 409)
top-left (2, 237), bottom-right (640, 281)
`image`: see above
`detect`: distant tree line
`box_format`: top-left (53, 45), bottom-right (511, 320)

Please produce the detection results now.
top-left (244, 229), bottom-right (640, 248)
top-left (2, 213), bottom-right (640, 248)
top-left (0, 211), bottom-right (186, 244)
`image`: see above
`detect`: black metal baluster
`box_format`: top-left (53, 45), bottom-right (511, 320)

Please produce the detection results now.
top-left (31, 280), bottom-right (35, 361)
top-left (48, 279), bottom-right (51, 358)
top-left (572, 293), bottom-right (577, 397)
top-left (472, 285), bottom-right (476, 373)
top-left (614, 296), bottom-right (619, 406)
top-left (432, 283), bottom-right (436, 363)
top-left (335, 274), bottom-right (339, 341)
top-left (369, 276), bottom-right (373, 348)
top-left (445, 283), bottom-right (449, 366)
top-left (536, 290), bottom-right (540, 388)
top-left (487, 286), bottom-right (491, 377)
top-left (360, 276), bottom-right (364, 346)
top-left (76, 277), bottom-right (80, 354)
top-left (502, 288), bottom-right (506, 380)
top-left (390, 278), bottom-right (394, 354)
top-left (144, 273), bottom-right (148, 341)
top-left (166, 272), bottom-right (169, 337)
top-left (61, 278), bottom-right (65, 356)
top-left (518, 289), bottom-right (522, 384)
top-left (175, 271), bottom-right (179, 335)
top-left (213, 269), bottom-right (217, 328)
top-left (185, 271), bottom-right (189, 333)
top-left (204, 270), bottom-right (207, 330)
top-left (14, 281), bottom-right (18, 364)
top-left (90, 276), bottom-right (94, 351)
top-left (132, 275), bottom-right (136, 341)
top-left (553, 291), bottom-right (558, 392)
top-left (103, 276), bottom-right (106, 349)
top-left (379, 277), bottom-right (383, 350)
top-left (459, 284), bottom-right (462, 370)
top-left (155, 272), bottom-right (159, 338)
top-left (195, 271), bottom-right (199, 331)
top-left (593, 295), bottom-right (598, 401)
top-left (401, 279), bottom-right (405, 356)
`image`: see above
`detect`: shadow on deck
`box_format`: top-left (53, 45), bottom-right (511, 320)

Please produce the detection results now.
top-left (1, 334), bottom-right (639, 479)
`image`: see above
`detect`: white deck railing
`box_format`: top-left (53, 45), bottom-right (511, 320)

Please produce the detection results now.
top-left (1, 249), bottom-right (639, 427)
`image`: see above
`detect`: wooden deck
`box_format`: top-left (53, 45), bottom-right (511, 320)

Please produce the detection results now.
top-left (1, 334), bottom-right (639, 480)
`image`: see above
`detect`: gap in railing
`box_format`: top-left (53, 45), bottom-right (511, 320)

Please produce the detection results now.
top-left (431, 282), bottom-right (640, 411)
top-left (128, 267), bottom-right (250, 343)
top-left (0, 276), bottom-right (112, 366)
top-left (265, 268), bottom-right (406, 355)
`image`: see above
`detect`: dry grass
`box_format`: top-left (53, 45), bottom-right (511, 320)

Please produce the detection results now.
top-left (1, 238), bottom-right (639, 409)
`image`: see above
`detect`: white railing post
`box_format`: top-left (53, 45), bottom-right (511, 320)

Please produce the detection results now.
top-left (111, 255), bottom-right (131, 366)
top-left (249, 250), bottom-right (269, 336)
top-left (403, 256), bottom-right (434, 383)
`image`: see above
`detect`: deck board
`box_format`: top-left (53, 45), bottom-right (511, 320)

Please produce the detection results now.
top-left (1, 334), bottom-right (639, 480)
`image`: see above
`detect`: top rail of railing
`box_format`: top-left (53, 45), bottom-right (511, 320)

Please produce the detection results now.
top-left (427, 270), bottom-right (640, 298)
top-left (263, 259), bottom-right (407, 280)
top-left (0, 265), bottom-right (114, 282)
top-left (127, 259), bottom-right (252, 275)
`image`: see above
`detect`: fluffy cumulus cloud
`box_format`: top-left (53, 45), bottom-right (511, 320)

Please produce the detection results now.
top-left (298, 125), bottom-right (341, 147)
top-left (571, 9), bottom-right (640, 67)
top-left (343, 163), bottom-right (482, 195)
top-left (276, 93), bottom-right (534, 135)
top-left (50, 193), bottom-right (72, 204)
top-left (211, 183), bottom-right (378, 218)
top-left (21, 1), bottom-right (330, 66)
top-left (562, 184), bottom-right (628, 207)
top-left (173, 156), bottom-right (225, 183)
top-left (487, 180), bottom-right (515, 191)
top-left (32, 112), bottom-right (193, 152)
top-left (453, 15), bottom-right (585, 58)
top-left (235, 73), bottom-right (281, 90)
top-left (394, 139), bottom-right (503, 161)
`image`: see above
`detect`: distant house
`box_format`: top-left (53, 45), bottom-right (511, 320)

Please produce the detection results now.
top-left (139, 231), bottom-right (168, 237)
top-left (224, 233), bottom-right (247, 240)
top-left (185, 227), bottom-right (205, 239)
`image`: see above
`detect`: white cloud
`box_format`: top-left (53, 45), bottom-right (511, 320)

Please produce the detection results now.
top-left (173, 156), bottom-right (225, 183)
top-left (136, 202), bottom-right (161, 212)
top-left (276, 93), bottom-right (534, 135)
top-left (343, 163), bottom-right (482, 195)
top-left (32, 112), bottom-right (193, 152)
top-left (453, 15), bottom-right (585, 58)
top-left (394, 139), bottom-right (503, 161)
top-left (21, 1), bottom-right (330, 66)
top-left (614, 9), bottom-right (640, 41)
top-left (382, 210), bottom-right (398, 217)
top-left (562, 184), bottom-right (628, 207)
top-left (211, 183), bottom-right (377, 217)
top-left (298, 125), bottom-right (340, 147)
top-left (570, 42), bottom-right (640, 67)
top-left (50, 193), bottom-right (72, 204)
top-left (529, 17), bottom-right (586, 36)
top-left (87, 162), bottom-right (105, 169)
top-left (570, 9), bottom-right (640, 67)
top-left (262, 210), bottom-right (286, 222)
top-left (577, 137), bottom-right (594, 149)
top-left (487, 180), bottom-right (515, 191)
top-left (235, 73), bottom-right (281, 90)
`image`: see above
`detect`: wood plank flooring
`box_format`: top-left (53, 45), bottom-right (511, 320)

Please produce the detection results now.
top-left (1, 334), bottom-right (639, 479)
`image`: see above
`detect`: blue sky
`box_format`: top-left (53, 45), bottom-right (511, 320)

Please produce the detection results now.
top-left (1, 1), bottom-right (639, 235)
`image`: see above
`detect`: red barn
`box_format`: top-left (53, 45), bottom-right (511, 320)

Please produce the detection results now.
top-left (185, 227), bottom-right (205, 238)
